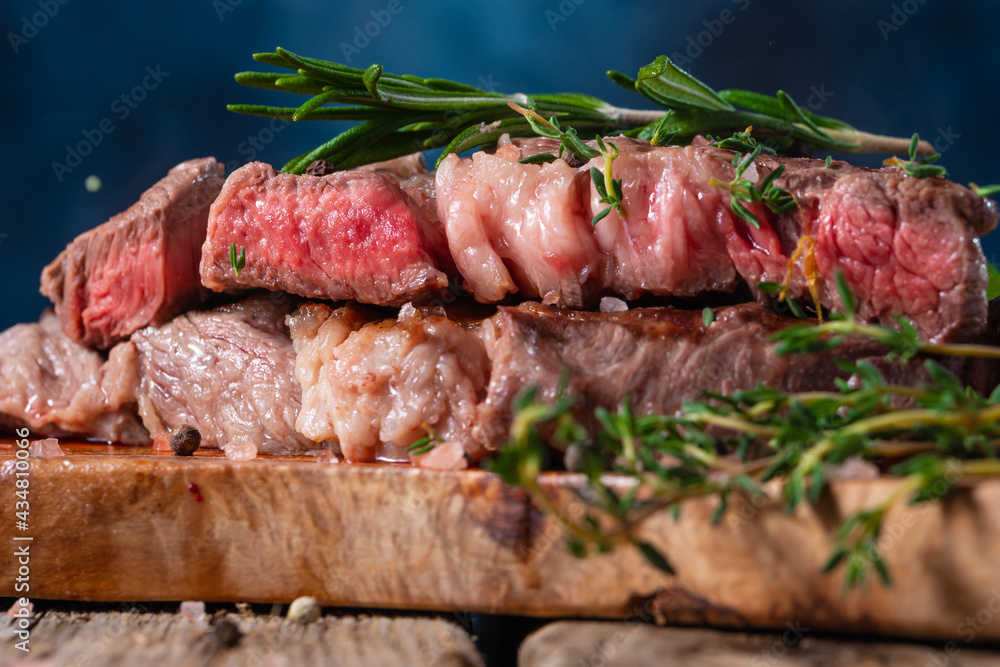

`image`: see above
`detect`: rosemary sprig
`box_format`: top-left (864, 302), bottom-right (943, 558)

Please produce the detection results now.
top-left (229, 243), bottom-right (246, 277)
top-left (490, 275), bottom-right (1000, 589)
top-left (230, 50), bottom-right (929, 173)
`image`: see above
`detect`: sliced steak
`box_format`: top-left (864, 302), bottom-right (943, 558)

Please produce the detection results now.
top-left (0, 311), bottom-right (149, 444)
top-left (40, 157), bottom-right (225, 348)
top-left (128, 293), bottom-right (322, 454)
top-left (287, 302), bottom-right (491, 463)
top-left (435, 147), bottom-right (602, 306)
top-left (474, 302), bottom-right (996, 449)
top-left (200, 162), bottom-right (450, 306)
top-left (782, 161), bottom-right (994, 344)
top-left (435, 139), bottom-right (996, 342)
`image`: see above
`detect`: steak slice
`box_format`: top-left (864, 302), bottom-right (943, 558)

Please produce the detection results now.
top-left (128, 293), bottom-right (322, 454)
top-left (287, 302), bottom-right (492, 463)
top-left (435, 147), bottom-right (602, 306)
top-left (777, 159), bottom-right (994, 344)
top-left (40, 157), bottom-right (225, 348)
top-left (285, 296), bottom-right (998, 461)
top-left (435, 138), bottom-right (996, 342)
top-left (200, 162), bottom-right (450, 306)
top-left (474, 302), bottom-right (996, 449)
top-left (0, 311), bottom-right (149, 444)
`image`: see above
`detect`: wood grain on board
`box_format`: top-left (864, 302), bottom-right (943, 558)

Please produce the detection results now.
top-left (2, 442), bottom-right (1000, 642)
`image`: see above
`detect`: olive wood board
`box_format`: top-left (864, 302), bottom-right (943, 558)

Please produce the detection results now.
top-left (2, 441), bottom-right (999, 643)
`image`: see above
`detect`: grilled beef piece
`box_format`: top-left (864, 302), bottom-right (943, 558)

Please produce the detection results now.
top-left (287, 302), bottom-right (491, 463)
top-left (474, 302), bottom-right (999, 448)
top-left (40, 158), bottom-right (225, 348)
top-left (126, 293), bottom-right (323, 454)
top-left (0, 311), bottom-right (149, 444)
top-left (759, 152), bottom-right (994, 344)
top-left (435, 138), bottom-right (996, 342)
top-left (200, 162), bottom-right (451, 307)
top-left (288, 300), bottom-right (997, 461)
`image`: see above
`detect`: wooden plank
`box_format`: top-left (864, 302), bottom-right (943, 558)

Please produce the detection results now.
top-left (2, 442), bottom-right (1000, 641)
top-left (518, 621), bottom-right (1000, 666)
top-left (0, 608), bottom-right (484, 667)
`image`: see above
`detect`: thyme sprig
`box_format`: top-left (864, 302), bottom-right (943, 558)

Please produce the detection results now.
top-left (772, 272), bottom-right (1000, 361)
top-left (589, 139), bottom-right (626, 225)
top-left (708, 128), bottom-right (796, 229)
top-left (883, 132), bottom-right (948, 178)
top-left (505, 103), bottom-right (626, 225)
top-left (972, 183), bottom-right (1000, 198)
top-left (489, 275), bottom-right (1000, 589)
top-left (229, 50), bottom-right (929, 173)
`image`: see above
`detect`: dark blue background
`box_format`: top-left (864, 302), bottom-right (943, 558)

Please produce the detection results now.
top-left (3, 0), bottom-right (997, 332)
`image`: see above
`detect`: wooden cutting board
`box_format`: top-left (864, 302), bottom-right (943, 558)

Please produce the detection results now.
top-left (2, 441), bottom-right (999, 643)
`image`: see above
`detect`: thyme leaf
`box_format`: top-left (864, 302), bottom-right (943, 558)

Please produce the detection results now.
top-left (229, 243), bottom-right (246, 277)
top-left (972, 183), bottom-right (1000, 198)
top-left (406, 424), bottom-right (444, 456)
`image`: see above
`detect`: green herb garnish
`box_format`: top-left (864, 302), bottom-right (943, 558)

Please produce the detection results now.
top-left (406, 424), bottom-right (443, 456)
top-left (708, 129), bottom-right (796, 229)
top-left (988, 262), bottom-right (1000, 301)
top-left (229, 50), bottom-right (927, 174)
top-left (505, 103), bottom-right (626, 225)
top-left (972, 183), bottom-right (1000, 198)
top-left (589, 138), bottom-right (626, 225)
top-left (488, 273), bottom-right (1000, 589)
top-left (406, 437), bottom-right (437, 456)
top-left (884, 132), bottom-right (948, 178)
top-left (229, 243), bottom-right (246, 277)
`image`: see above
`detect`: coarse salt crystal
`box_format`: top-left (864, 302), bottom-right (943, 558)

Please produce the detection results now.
top-left (223, 440), bottom-right (258, 461)
top-left (287, 596), bottom-right (321, 624)
top-left (7, 599), bottom-right (32, 618)
top-left (599, 296), bottom-right (629, 313)
top-left (29, 438), bottom-right (64, 458)
top-left (315, 450), bottom-right (340, 465)
top-left (411, 441), bottom-right (469, 471)
top-left (826, 457), bottom-right (880, 481)
top-left (151, 433), bottom-right (172, 452)
top-left (179, 600), bottom-right (206, 623)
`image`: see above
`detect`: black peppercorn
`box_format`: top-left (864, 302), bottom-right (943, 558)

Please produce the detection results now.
top-left (169, 424), bottom-right (201, 456)
top-left (212, 617), bottom-right (242, 648)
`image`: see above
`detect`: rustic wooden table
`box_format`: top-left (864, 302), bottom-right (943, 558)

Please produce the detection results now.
top-left (3, 601), bottom-right (1000, 666)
